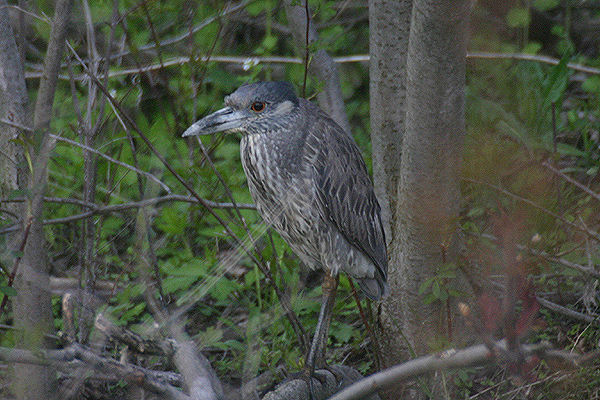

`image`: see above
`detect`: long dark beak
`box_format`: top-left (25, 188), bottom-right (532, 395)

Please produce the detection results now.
top-left (182, 106), bottom-right (246, 137)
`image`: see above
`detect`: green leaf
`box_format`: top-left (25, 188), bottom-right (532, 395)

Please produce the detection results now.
top-left (542, 55), bottom-right (571, 105)
top-left (423, 293), bottom-right (437, 305)
top-left (533, 0), bottom-right (560, 11)
top-left (209, 279), bottom-right (240, 303)
top-left (157, 205), bottom-right (187, 235)
top-left (586, 165), bottom-right (599, 176)
top-left (0, 286), bottom-right (17, 297)
top-left (523, 42), bottom-right (542, 55)
top-left (431, 280), bottom-right (441, 298)
top-left (331, 322), bottom-right (353, 343)
top-left (246, 0), bottom-right (268, 16)
top-left (506, 7), bottom-right (531, 28)
top-left (418, 277), bottom-right (435, 294)
top-left (262, 35), bottom-right (277, 51)
top-left (582, 76), bottom-right (600, 94)
top-left (121, 302), bottom-right (146, 322)
top-left (556, 143), bottom-right (585, 157)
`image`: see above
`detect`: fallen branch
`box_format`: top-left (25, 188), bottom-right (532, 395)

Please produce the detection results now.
top-left (169, 323), bottom-right (223, 400)
top-left (95, 313), bottom-right (176, 357)
top-left (0, 343), bottom-right (188, 400)
top-left (327, 340), bottom-right (582, 400)
top-left (536, 296), bottom-right (600, 326)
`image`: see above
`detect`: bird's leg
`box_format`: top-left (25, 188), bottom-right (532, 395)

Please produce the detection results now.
top-left (306, 270), bottom-right (339, 398)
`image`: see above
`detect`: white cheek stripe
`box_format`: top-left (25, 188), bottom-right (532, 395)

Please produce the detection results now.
top-left (272, 100), bottom-right (294, 116)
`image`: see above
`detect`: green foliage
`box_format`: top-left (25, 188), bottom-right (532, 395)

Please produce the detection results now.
top-left (418, 263), bottom-right (464, 305)
top-left (506, 7), bottom-right (531, 28)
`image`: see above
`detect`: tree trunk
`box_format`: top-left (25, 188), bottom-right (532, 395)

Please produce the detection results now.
top-left (12, 0), bottom-right (74, 398)
top-left (396, 0), bottom-right (471, 356)
top-left (368, 0), bottom-right (413, 378)
top-left (369, 0), bottom-right (412, 241)
top-left (0, 0), bottom-right (27, 215)
top-left (373, 0), bottom-right (471, 385)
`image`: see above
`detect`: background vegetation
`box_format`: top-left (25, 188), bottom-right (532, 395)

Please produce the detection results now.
top-left (0, 0), bottom-right (600, 399)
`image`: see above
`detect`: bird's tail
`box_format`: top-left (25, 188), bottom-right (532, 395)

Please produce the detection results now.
top-left (356, 277), bottom-right (387, 300)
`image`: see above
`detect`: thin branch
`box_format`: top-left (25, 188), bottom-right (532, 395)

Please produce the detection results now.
top-left (467, 51), bottom-right (600, 75)
top-left (23, 51), bottom-right (600, 82)
top-left (51, 133), bottom-right (173, 193)
top-left (113, 0), bottom-right (251, 58)
top-left (2, 194), bottom-right (255, 211)
top-left (516, 244), bottom-right (600, 279)
top-left (0, 120), bottom-right (172, 194)
top-left (0, 194), bottom-right (256, 234)
top-left (542, 160), bottom-right (600, 204)
top-left (463, 178), bottom-right (600, 242)
top-left (536, 296), bottom-right (600, 326)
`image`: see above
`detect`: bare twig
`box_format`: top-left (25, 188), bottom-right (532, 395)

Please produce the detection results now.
top-left (516, 244), bottom-right (600, 279)
top-left (0, 121), bottom-right (172, 193)
top-left (536, 296), bottom-right (600, 326)
top-left (95, 314), bottom-right (176, 356)
top-left (542, 160), bottom-right (600, 204)
top-left (23, 51), bottom-right (600, 82)
top-left (463, 178), bottom-right (600, 242)
top-left (0, 344), bottom-right (189, 400)
top-left (283, 0), bottom-right (351, 134)
top-left (1, 194), bottom-right (255, 211)
top-left (0, 195), bottom-right (255, 235)
top-left (51, 133), bottom-right (172, 193)
top-left (467, 51), bottom-right (600, 75)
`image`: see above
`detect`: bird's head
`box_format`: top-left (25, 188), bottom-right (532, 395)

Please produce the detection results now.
top-left (182, 81), bottom-right (300, 137)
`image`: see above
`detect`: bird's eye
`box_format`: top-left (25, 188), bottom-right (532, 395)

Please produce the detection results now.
top-left (251, 102), bottom-right (266, 112)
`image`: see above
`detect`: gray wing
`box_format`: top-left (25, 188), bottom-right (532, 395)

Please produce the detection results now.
top-left (305, 102), bottom-right (388, 292)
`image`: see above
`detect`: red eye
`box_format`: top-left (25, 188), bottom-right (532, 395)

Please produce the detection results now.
top-left (251, 102), bottom-right (266, 112)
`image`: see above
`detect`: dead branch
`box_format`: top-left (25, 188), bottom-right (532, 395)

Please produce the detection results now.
top-left (169, 323), bottom-right (223, 400)
top-left (467, 52), bottom-right (600, 75)
top-left (542, 160), bottom-right (600, 204)
top-left (95, 313), bottom-right (176, 357)
top-left (0, 343), bottom-right (188, 400)
top-left (464, 178), bottom-right (600, 242)
top-left (0, 194), bottom-right (255, 234)
top-left (536, 296), bottom-right (600, 326)
top-left (516, 244), bottom-right (600, 279)
top-left (326, 340), bottom-right (581, 400)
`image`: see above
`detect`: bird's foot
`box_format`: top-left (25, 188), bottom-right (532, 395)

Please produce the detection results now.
top-left (289, 364), bottom-right (341, 400)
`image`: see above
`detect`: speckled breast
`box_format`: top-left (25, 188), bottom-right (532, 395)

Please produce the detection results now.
top-left (240, 133), bottom-right (324, 269)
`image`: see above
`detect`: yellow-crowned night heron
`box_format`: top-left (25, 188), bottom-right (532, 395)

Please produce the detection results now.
top-left (183, 81), bottom-right (387, 382)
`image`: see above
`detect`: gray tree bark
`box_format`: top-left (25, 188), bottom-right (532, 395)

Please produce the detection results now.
top-left (392, 0), bottom-right (471, 362)
top-left (371, 1), bottom-right (471, 389)
top-left (0, 0), bottom-right (27, 215)
top-left (12, 0), bottom-right (74, 398)
top-left (369, 0), bottom-right (412, 241)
